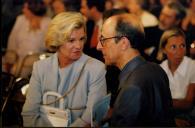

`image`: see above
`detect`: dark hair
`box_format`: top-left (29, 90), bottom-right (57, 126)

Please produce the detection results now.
top-left (115, 19), bottom-right (145, 51)
top-left (87, 0), bottom-right (105, 12)
top-left (64, 0), bottom-right (81, 12)
top-left (103, 8), bottom-right (129, 22)
top-left (26, 0), bottom-right (46, 16)
top-left (166, 1), bottom-right (186, 20)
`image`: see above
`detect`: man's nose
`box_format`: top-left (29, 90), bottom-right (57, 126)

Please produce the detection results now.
top-left (96, 41), bottom-right (103, 51)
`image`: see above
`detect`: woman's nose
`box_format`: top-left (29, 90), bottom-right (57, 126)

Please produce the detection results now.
top-left (75, 40), bottom-right (83, 49)
top-left (176, 47), bottom-right (185, 56)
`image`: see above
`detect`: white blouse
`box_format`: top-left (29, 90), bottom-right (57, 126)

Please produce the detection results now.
top-left (7, 15), bottom-right (51, 59)
top-left (160, 56), bottom-right (195, 99)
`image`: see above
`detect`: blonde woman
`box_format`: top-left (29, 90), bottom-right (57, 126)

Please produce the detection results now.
top-left (22, 12), bottom-right (107, 127)
top-left (159, 28), bottom-right (195, 126)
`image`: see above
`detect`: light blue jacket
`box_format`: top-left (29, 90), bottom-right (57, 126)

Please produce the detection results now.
top-left (22, 53), bottom-right (107, 127)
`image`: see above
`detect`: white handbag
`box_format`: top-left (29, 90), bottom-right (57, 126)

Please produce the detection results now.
top-left (40, 91), bottom-right (71, 127)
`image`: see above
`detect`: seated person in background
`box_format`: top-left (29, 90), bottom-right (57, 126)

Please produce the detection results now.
top-left (147, 1), bottom-right (186, 63)
top-left (4, 0), bottom-right (51, 76)
top-left (51, 0), bottom-right (66, 15)
top-left (182, 0), bottom-right (195, 59)
top-left (123, 0), bottom-right (158, 28)
top-left (22, 12), bottom-right (107, 127)
top-left (158, 28), bottom-right (195, 126)
top-left (190, 40), bottom-right (195, 59)
top-left (97, 13), bottom-right (175, 126)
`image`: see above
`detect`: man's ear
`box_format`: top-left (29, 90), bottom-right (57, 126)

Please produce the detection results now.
top-left (120, 37), bottom-right (131, 50)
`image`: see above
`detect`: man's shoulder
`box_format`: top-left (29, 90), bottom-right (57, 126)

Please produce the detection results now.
top-left (132, 61), bottom-right (167, 80)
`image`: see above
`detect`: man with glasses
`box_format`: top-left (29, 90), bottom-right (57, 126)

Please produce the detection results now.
top-left (97, 13), bottom-right (175, 126)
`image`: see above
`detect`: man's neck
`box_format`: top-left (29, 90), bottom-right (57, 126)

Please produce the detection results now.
top-left (117, 49), bottom-right (140, 70)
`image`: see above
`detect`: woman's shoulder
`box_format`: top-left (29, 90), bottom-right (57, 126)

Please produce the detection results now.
top-left (34, 53), bottom-right (57, 68)
top-left (160, 59), bottom-right (168, 67)
top-left (82, 54), bottom-right (105, 68)
top-left (78, 54), bottom-right (106, 76)
top-left (183, 56), bottom-right (195, 67)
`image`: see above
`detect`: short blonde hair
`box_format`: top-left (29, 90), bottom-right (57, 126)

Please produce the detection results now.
top-left (157, 28), bottom-right (186, 61)
top-left (45, 12), bottom-right (86, 52)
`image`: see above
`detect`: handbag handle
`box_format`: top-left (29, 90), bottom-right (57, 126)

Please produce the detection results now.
top-left (43, 91), bottom-right (64, 109)
top-left (43, 58), bottom-right (91, 106)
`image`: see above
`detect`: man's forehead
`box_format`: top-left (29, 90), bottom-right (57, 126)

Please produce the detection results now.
top-left (102, 17), bottom-right (116, 31)
top-left (104, 16), bottom-right (117, 26)
top-left (162, 6), bottom-right (177, 16)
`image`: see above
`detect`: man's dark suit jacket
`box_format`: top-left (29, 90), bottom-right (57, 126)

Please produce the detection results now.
top-left (110, 56), bottom-right (175, 126)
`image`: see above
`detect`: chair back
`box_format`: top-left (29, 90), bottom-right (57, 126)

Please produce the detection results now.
top-left (91, 93), bottom-right (111, 127)
top-left (17, 52), bottom-right (54, 78)
top-left (39, 52), bottom-right (53, 60)
top-left (17, 53), bottom-right (41, 78)
top-left (2, 50), bottom-right (18, 73)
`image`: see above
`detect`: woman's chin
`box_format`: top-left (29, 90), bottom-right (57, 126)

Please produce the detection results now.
top-left (71, 53), bottom-right (82, 60)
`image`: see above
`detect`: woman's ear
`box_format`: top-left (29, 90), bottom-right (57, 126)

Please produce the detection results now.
top-left (162, 48), bottom-right (167, 55)
top-left (157, 48), bottom-right (166, 61)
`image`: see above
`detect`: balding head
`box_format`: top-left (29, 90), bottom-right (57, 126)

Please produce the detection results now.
top-left (103, 14), bottom-right (145, 51)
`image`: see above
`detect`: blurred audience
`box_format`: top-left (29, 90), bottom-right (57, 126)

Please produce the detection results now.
top-left (159, 28), bottom-right (195, 126)
top-left (182, 0), bottom-right (195, 31)
top-left (158, 1), bottom-right (186, 31)
top-left (80, 0), bottom-right (88, 21)
top-left (105, 0), bottom-right (114, 11)
top-left (51, 0), bottom-right (81, 16)
top-left (4, 0), bottom-right (51, 76)
top-left (1, 0), bottom-right (24, 50)
top-left (83, 0), bottom-right (105, 61)
top-left (182, 0), bottom-right (195, 58)
top-left (123, 0), bottom-right (158, 27)
top-left (145, 1), bottom-right (186, 63)
top-left (64, 0), bottom-right (81, 12)
top-left (190, 41), bottom-right (195, 59)
top-left (51, 0), bottom-right (66, 15)
top-left (43, 0), bottom-right (54, 18)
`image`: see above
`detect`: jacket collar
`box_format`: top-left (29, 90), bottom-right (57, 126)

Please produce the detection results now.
top-left (119, 56), bottom-right (146, 88)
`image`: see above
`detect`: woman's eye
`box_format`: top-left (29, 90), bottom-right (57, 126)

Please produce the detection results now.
top-left (170, 45), bottom-right (176, 49)
top-left (80, 37), bottom-right (86, 42)
top-left (180, 44), bottom-right (186, 48)
top-left (68, 39), bottom-right (75, 43)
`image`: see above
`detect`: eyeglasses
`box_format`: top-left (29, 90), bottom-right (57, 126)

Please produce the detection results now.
top-left (99, 36), bottom-right (125, 46)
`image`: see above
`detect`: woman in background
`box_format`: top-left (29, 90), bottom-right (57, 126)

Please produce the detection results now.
top-left (159, 28), bottom-right (195, 126)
